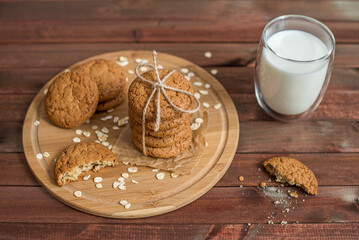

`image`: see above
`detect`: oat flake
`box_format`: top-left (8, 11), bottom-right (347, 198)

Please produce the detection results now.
top-left (156, 172), bottom-right (165, 180)
top-left (94, 177), bottom-right (103, 183)
top-left (73, 190), bottom-right (82, 198)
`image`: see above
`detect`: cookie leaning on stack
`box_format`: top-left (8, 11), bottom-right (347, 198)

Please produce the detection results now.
top-left (73, 59), bottom-right (128, 112)
top-left (45, 59), bottom-right (128, 128)
top-left (128, 69), bottom-right (195, 158)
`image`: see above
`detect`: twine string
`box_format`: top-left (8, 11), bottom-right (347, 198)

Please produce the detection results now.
top-left (134, 50), bottom-right (200, 155)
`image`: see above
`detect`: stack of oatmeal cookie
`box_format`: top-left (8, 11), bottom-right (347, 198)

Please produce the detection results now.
top-left (128, 69), bottom-right (195, 158)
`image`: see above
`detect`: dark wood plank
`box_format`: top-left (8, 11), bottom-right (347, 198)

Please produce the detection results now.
top-left (0, 44), bottom-right (358, 68)
top-left (2, 153), bottom-right (359, 187)
top-left (1, 67), bottom-right (358, 95)
top-left (238, 121), bottom-right (359, 153)
top-left (0, 154), bottom-right (38, 186)
top-left (0, 122), bottom-right (23, 153)
top-left (1, 186), bottom-right (358, 224)
top-left (1, 93), bottom-right (358, 122)
top-left (0, 223), bottom-right (358, 240)
top-left (0, 1), bottom-right (358, 43)
top-left (2, 120), bottom-right (359, 153)
top-left (2, 0), bottom-right (358, 21)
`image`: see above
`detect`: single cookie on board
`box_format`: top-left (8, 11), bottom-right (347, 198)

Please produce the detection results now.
top-left (130, 125), bottom-right (191, 148)
top-left (74, 59), bottom-right (127, 102)
top-left (128, 69), bottom-right (194, 121)
top-left (128, 107), bottom-right (191, 131)
top-left (132, 130), bottom-right (192, 158)
top-left (129, 116), bottom-right (190, 138)
top-left (263, 157), bottom-right (318, 195)
top-left (45, 71), bottom-right (99, 128)
top-left (54, 142), bottom-right (118, 186)
top-left (96, 86), bottom-right (127, 112)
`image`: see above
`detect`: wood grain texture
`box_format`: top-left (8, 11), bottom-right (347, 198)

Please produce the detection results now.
top-left (1, 186), bottom-right (358, 224)
top-left (0, 44), bottom-right (358, 68)
top-left (0, 1), bottom-right (358, 43)
top-left (1, 0), bottom-right (359, 236)
top-left (1, 223), bottom-right (359, 240)
top-left (1, 67), bottom-right (359, 95)
top-left (2, 153), bottom-right (359, 187)
top-left (3, 120), bottom-right (359, 153)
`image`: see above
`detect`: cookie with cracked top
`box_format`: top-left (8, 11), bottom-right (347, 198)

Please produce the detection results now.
top-left (263, 157), bottom-right (318, 195)
top-left (54, 142), bottom-right (118, 186)
top-left (74, 59), bottom-right (127, 102)
top-left (45, 71), bottom-right (99, 128)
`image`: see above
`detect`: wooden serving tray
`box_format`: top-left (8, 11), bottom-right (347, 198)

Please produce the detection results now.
top-left (22, 50), bottom-right (239, 218)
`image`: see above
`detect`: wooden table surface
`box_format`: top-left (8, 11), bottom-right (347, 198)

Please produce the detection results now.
top-left (0, 1), bottom-right (358, 239)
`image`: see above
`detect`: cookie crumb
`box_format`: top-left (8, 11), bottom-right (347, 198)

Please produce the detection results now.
top-left (239, 176), bottom-right (244, 182)
top-left (289, 192), bottom-right (298, 198)
top-left (260, 182), bottom-right (267, 188)
top-left (92, 125), bottom-right (98, 130)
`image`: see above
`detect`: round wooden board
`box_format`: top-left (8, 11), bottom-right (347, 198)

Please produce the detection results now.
top-left (23, 50), bottom-right (240, 218)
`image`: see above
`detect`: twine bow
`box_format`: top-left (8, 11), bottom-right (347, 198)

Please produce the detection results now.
top-left (135, 50), bottom-right (200, 155)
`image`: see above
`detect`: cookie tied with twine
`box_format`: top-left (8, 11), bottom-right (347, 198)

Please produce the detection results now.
top-left (128, 50), bottom-right (200, 156)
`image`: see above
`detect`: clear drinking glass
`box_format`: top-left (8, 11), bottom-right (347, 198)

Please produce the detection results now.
top-left (254, 15), bottom-right (335, 122)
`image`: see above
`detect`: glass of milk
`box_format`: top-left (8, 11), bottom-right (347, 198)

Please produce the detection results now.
top-left (254, 15), bottom-right (335, 122)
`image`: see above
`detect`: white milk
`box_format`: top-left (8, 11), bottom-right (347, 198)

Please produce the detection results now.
top-left (259, 30), bottom-right (329, 115)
